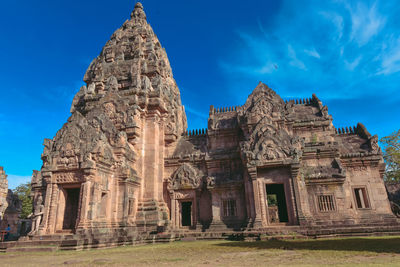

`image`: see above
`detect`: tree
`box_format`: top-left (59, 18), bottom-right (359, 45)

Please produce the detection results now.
top-left (14, 182), bottom-right (32, 219)
top-left (380, 129), bottom-right (400, 182)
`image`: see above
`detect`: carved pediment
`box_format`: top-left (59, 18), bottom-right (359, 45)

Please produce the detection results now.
top-left (241, 118), bottom-right (303, 165)
top-left (239, 83), bottom-right (286, 124)
top-left (168, 163), bottom-right (203, 190)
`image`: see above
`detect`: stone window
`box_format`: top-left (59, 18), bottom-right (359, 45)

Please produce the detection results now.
top-left (222, 199), bottom-right (237, 217)
top-left (353, 187), bottom-right (370, 209)
top-left (317, 195), bottom-right (336, 212)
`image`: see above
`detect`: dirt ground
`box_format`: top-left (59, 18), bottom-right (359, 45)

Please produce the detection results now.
top-left (1, 236), bottom-right (400, 266)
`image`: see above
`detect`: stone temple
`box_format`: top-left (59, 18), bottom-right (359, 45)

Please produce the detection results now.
top-left (29, 3), bottom-right (397, 242)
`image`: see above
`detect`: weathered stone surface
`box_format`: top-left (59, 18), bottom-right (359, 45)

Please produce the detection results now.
top-left (0, 168), bottom-right (27, 239)
top-left (30, 3), bottom-right (397, 241)
top-left (32, 3), bottom-right (187, 235)
top-left (1, 189), bottom-right (22, 238)
top-left (0, 167), bottom-right (8, 220)
top-left (385, 182), bottom-right (400, 217)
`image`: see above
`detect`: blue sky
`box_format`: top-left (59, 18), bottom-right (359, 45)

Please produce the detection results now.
top-left (0, 0), bottom-right (399, 189)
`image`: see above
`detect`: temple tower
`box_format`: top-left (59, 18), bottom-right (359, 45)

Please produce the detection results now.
top-left (32, 2), bottom-right (187, 235)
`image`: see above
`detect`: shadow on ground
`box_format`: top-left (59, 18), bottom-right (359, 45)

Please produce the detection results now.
top-left (215, 237), bottom-right (400, 254)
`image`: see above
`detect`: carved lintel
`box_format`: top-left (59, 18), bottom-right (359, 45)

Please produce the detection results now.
top-left (173, 190), bottom-right (195, 200)
top-left (53, 171), bottom-right (84, 184)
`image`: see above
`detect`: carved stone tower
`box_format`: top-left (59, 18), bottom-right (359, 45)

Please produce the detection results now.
top-left (32, 2), bottom-right (187, 235)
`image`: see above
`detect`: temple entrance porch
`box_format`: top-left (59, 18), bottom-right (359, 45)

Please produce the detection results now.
top-left (266, 184), bottom-right (289, 224)
top-left (181, 201), bottom-right (192, 227)
top-left (169, 190), bottom-right (199, 229)
top-left (62, 188), bottom-right (80, 230)
top-left (55, 184), bottom-right (81, 233)
top-left (255, 167), bottom-right (298, 226)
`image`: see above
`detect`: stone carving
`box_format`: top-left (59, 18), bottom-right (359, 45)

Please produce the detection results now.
top-left (168, 163), bottom-right (203, 190)
top-left (31, 170), bottom-right (43, 188)
top-left (174, 191), bottom-right (195, 200)
top-left (302, 158), bottom-right (346, 183)
top-left (206, 176), bottom-right (215, 188)
top-left (239, 82), bottom-right (285, 124)
top-left (80, 2), bottom-right (187, 136)
top-left (321, 106), bottom-right (329, 118)
top-left (369, 135), bottom-right (380, 153)
top-left (241, 117), bottom-right (302, 164)
top-left (54, 172), bottom-right (83, 184)
top-left (106, 76), bottom-right (119, 91)
top-left (1, 189), bottom-right (22, 235)
top-left (29, 195), bottom-right (44, 234)
top-left (87, 83), bottom-right (96, 94)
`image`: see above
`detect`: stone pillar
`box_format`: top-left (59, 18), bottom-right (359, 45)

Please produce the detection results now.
top-left (209, 189), bottom-right (225, 229)
top-left (136, 111), bottom-right (168, 229)
top-left (143, 113), bottom-right (161, 201)
top-left (46, 183), bottom-right (59, 234)
top-left (248, 167), bottom-right (263, 228)
top-left (170, 192), bottom-right (178, 229)
top-left (243, 170), bottom-right (255, 225)
top-left (38, 177), bottom-right (52, 235)
top-left (288, 176), bottom-right (299, 225)
top-left (76, 180), bottom-right (91, 229)
top-left (195, 191), bottom-right (201, 229)
top-left (257, 179), bottom-right (268, 227)
top-left (290, 163), bottom-right (310, 225)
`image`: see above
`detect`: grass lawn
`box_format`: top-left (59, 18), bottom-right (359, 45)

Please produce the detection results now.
top-left (1, 236), bottom-right (400, 266)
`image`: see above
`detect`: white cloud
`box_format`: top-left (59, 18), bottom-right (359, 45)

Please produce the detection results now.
top-left (259, 63), bottom-right (277, 74)
top-left (349, 2), bottom-right (386, 46)
top-left (288, 45), bottom-right (307, 70)
top-left (345, 56), bottom-right (362, 71)
top-left (377, 38), bottom-right (400, 75)
top-left (219, 0), bottom-right (400, 101)
top-left (184, 106), bottom-right (208, 119)
top-left (319, 11), bottom-right (344, 40)
top-left (304, 48), bottom-right (321, 59)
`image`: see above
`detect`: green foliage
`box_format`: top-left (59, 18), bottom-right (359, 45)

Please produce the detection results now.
top-left (267, 194), bottom-right (277, 206)
top-left (380, 129), bottom-right (400, 182)
top-left (14, 182), bottom-right (32, 219)
top-left (311, 133), bottom-right (318, 144)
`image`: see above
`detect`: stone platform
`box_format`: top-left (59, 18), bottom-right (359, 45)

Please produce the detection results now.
top-left (2, 222), bottom-right (400, 252)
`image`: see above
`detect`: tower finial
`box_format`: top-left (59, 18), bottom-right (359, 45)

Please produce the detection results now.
top-left (131, 1), bottom-right (146, 20)
top-left (135, 1), bottom-right (143, 10)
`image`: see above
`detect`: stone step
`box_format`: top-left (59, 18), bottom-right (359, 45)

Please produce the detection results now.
top-left (30, 234), bottom-right (75, 241)
top-left (6, 246), bottom-right (57, 253)
top-left (0, 239), bottom-right (64, 249)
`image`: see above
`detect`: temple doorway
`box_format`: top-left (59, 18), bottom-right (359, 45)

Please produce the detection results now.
top-left (62, 188), bottom-right (80, 230)
top-left (266, 184), bottom-right (288, 223)
top-left (181, 201), bottom-right (192, 227)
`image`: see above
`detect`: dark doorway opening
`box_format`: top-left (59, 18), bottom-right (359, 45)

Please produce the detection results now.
top-left (63, 188), bottom-right (80, 230)
top-left (181, 201), bottom-right (192, 227)
top-left (266, 184), bottom-right (288, 223)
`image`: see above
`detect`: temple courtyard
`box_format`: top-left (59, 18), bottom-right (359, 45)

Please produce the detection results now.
top-left (1, 236), bottom-right (400, 266)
